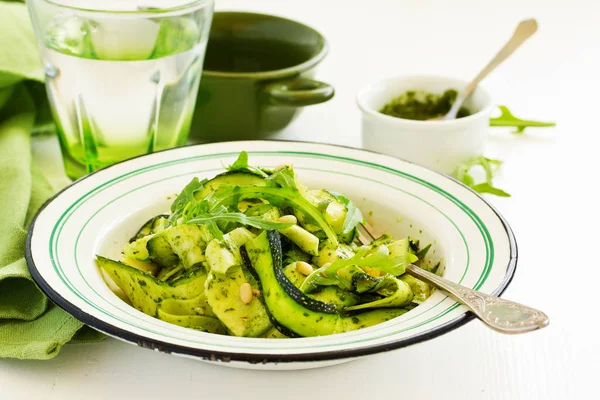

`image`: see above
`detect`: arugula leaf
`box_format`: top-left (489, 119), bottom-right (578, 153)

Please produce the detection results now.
top-left (207, 184), bottom-right (339, 245)
top-left (183, 201), bottom-right (223, 239)
top-left (169, 177), bottom-right (207, 225)
top-left (301, 245), bottom-right (415, 293)
top-left (415, 243), bottom-right (432, 260)
top-left (266, 166), bottom-right (298, 191)
top-left (170, 178), bottom-right (203, 213)
top-left (326, 190), bottom-right (364, 235)
top-left (489, 105), bottom-right (556, 134)
top-left (228, 151), bottom-right (249, 170)
top-left (453, 156), bottom-right (511, 197)
top-left (187, 213), bottom-right (293, 231)
top-left (225, 151), bottom-right (268, 178)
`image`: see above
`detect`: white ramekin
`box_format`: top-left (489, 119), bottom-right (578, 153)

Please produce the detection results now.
top-left (357, 75), bottom-right (494, 175)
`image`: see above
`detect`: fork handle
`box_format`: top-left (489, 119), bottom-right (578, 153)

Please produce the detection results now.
top-left (406, 264), bottom-right (549, 334)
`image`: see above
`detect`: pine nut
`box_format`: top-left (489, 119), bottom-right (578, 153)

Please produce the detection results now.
top-left (295, 261), bottom-right (314, 276)
top-left (240, 283), bottom-right (253, 304)
top-left (274, 164), bottom-right (288, 171)
top-left (252, 288), bottom-right (261, 297)
top-left (277, 215), bottom-right (297, 224)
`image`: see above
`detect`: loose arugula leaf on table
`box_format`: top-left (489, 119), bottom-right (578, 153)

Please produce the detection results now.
top-left (225, 151), bottom-right (269, 178)
top-left (301, 245), bottom-right (417, 293)
top-left (326, 190), bottom-right (364, 235)
top-left (453, 156), bottom-right (511, 197)
top-left (470, 182), bottom-right (511, 197)
top-left (490, 105), bottom-right (556, 134)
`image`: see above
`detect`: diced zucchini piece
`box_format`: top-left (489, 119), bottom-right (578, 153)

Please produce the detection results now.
top-left (261, 206), bottom-right (281, 222)
top-left (387, 238), bottom-right (419, 268)
top-left (147, 224), bottom-right (213, 269)
top-left (388, 238), bottom-right (409, 257)
top-left (400, 275), bottom-right (431, 304)
top-left (129, 214), bottom-right (169, 242)
top-left (204, 266), bottom-right (271, 337)
top-left (205, 240), bottom-right (236, 274)
top-left (150, 216), bottom-right (168, 234)
top-left (123, 235), bottom-right (152, 261)
top-left (205, 227), bottom-right (256, 274)
top-left (293, 189), bottom-right (333, 231)
top-left (279, 225), bottom-right (319, 256)
top-left (227, 227), bottom-right (256, 246)
top-left (324, 200), bottom-right (347, 234)
top-left (303, 189), bottom-right (334, 211)
top-left (313, 242), bottom-right (355, 267)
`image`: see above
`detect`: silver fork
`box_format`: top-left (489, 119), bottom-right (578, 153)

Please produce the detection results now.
top-left (356, 222), bottom-right (549, 334)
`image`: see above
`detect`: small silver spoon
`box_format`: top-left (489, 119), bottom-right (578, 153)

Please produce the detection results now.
top-left (440, 18), bottom-right (538, 121)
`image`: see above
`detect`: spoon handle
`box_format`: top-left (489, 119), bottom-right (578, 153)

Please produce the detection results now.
top-left (405, 264), bottom-right (549, 334)
top-left (446, 19), bottom-right (538, 119)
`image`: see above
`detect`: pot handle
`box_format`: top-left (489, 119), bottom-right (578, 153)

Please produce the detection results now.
top-left (261, 78), bottom-right (334, 107)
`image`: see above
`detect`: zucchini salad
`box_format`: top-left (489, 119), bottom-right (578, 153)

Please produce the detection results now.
top-left (97, 152), bottom-right (436, 338)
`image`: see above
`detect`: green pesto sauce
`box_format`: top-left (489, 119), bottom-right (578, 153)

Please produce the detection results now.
top-left (380, 90), bottom-right (472, 121)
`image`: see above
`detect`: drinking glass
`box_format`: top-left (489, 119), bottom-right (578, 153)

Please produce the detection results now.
top-left (27, 0), bottom-right (214, 179)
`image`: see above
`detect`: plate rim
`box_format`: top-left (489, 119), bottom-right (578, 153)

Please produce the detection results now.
top-left (25, 140), bottom-right (517, 364)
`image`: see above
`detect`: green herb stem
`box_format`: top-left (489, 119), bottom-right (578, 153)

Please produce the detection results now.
top-left (489, 105), bottom-right (556, 133)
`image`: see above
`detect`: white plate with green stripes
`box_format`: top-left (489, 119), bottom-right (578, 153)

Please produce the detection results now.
top-left (26, 141), bottom-right (516, 370)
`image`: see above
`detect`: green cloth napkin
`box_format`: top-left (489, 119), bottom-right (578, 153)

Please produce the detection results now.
top-left (0, 1), bottom-right (104, 360)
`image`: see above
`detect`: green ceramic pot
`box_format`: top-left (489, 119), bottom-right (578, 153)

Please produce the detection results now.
top-left (190, 12), bottom-right (334, 142)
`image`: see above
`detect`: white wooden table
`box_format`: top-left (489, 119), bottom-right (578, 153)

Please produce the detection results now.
top-left (2, 0), bottom-right (598, 398)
